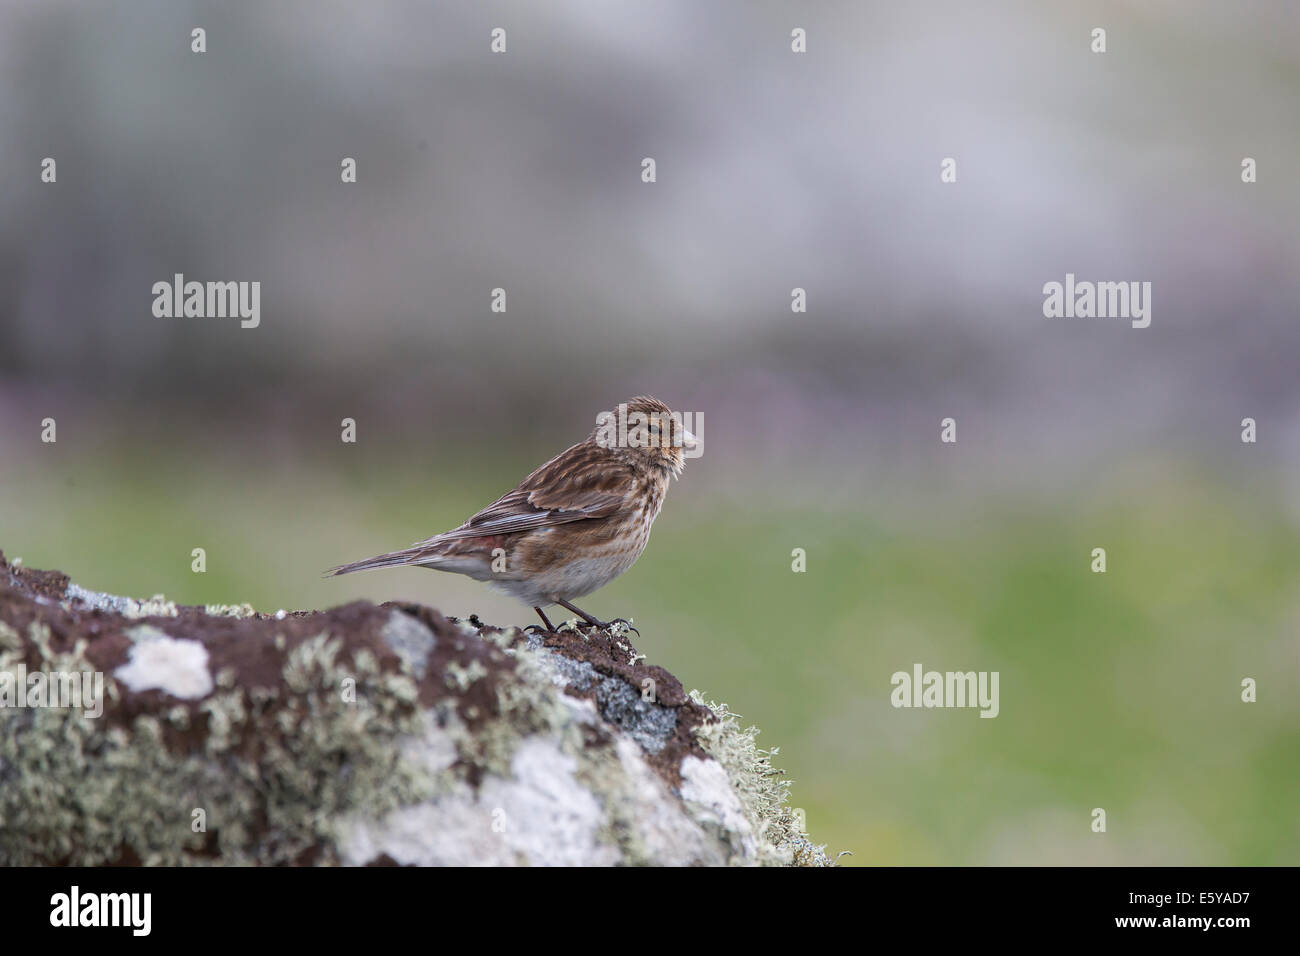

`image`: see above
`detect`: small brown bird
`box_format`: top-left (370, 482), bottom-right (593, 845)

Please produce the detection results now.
top-left (328, 396), bottom-right (698, 632)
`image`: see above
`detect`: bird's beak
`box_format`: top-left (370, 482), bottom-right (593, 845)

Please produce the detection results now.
top-left (680, 428), bottom-right (701, 458)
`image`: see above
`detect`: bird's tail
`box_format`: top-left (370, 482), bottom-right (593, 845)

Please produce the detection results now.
top-left (325, 546), bottom-right (432, 577)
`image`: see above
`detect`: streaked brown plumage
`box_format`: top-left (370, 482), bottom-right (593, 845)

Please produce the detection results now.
top-left (328, 396), bottom-right (698, 631)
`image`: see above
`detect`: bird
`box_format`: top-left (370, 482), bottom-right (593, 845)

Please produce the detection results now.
top-left (327, 396), bottom-right (699, 633)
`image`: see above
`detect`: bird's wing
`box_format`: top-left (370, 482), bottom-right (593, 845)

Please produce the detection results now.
top-left (411, 443), bottom-right (631, 545)
top-left (422, 489), bottom-right (625, 542)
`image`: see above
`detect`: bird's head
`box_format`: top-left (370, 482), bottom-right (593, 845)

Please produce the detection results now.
top-left (592, 395), bottom-right (699, 478)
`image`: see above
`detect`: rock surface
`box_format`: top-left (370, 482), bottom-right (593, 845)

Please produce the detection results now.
top-left (0, 551), bottom-right (830, 866)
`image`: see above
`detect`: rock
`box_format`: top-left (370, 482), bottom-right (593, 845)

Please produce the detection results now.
top-left (0, 550), bottom-right (831, 866)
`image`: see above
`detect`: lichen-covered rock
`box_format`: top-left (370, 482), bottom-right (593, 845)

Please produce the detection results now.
top-left (0, 551), bottom-right (830, 866)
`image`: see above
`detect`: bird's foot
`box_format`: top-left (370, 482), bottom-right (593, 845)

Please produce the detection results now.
top-left (577, 617), bottom-right (639, 637)
top-left (552, 601), bottom-right (637, 637)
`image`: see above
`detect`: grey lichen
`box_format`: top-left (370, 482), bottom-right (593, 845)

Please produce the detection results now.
top-left (0, 619), bottom-right (440, 865)
top-left (525, 641), bottom-right (678, 755)
top-left (689, 692), bottom-right (835, 867)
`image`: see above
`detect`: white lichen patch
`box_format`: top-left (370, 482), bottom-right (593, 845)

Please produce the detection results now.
top-left (339, 736), bottom-right (617, 866)
top-left (114, 629), bottom-right (214, 699)
top-left (596, 737), bottom-right (731, 866)
top-left (680, 754), bottom-right (760, 861)
top-left (478, 738), bottom-right (617, 865)
top-left (380, 611), bottom-right (436, 680)
top-left (65, 584), bottom-right (178, 618)
top-left (204, 602), bottom-right (258, 618)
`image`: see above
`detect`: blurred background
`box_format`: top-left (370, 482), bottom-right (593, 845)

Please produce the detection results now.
top-left (2, 0), bottom-right (1298, 864)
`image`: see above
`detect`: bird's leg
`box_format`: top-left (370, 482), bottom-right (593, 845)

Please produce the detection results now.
top-left (556, 599), bottom-right (603, 627)
top-left (533, 606), bottom-right (556, 631)
top-left (556, 600), bottom-right (639, 636)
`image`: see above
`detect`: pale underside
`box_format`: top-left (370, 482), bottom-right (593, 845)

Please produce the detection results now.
top-left (418, 504), bottom-right (661, 607)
